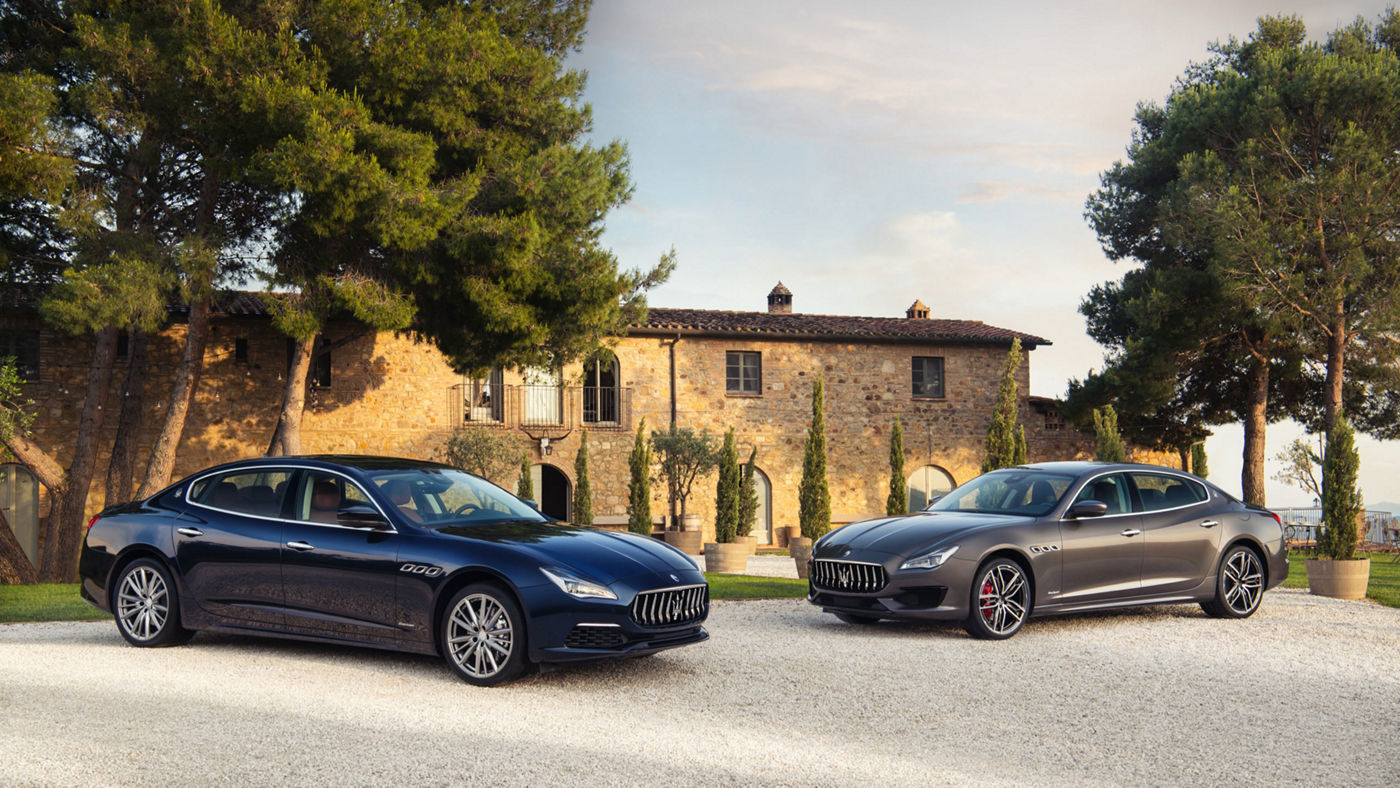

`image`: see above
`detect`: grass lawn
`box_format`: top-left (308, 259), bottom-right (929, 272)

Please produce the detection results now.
top-left (1282, 550), bottom-right (1400, 608)
top-left (0, 584), bottom-right (108, 624)
top-left (704, 573), bottom-right (809, 600)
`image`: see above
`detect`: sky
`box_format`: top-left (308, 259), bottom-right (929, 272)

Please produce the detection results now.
top-left (568, 0), bottom-right (1400, 511)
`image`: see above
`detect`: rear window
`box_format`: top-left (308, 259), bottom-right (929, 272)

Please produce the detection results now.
top-left (192, 469), bottom-right (293, 518)
top-left (1130, 473), bottom-right (1208, 512)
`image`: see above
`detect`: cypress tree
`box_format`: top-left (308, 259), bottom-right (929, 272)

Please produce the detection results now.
top-left (1013, 425), bottom-right (1028, 466)
top-left (1093, 405), bottom-right (1127, 463)
top-left (713, 428), bottom-right (739, 543)
top-left (573, 432), bottom-right (593, 526)
top-left (886, 417), bottom-right (907, 515)
top-left (627, 418), bottom-right (653, 536)
top-left (516, 453), bottom-right (533, 501)
top-left (982, 339), bottom-right (1023, 473)
top-left (1190, 443), bottom-right (1209, 479)
top-left (1319, 415), bottom-right (1363, 561)
top-left (799, 376), bottom-right (831, 539)
top-left (738, 447), bottom-right (758, 537)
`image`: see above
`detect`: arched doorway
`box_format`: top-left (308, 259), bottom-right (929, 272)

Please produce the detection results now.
top-left (751, 467), bottom-right (773, 544)
top-left (0, 463), bottom-right (40, 566)
top-left (907, 465), bottom-right (955, 511)
top-left (530, 463), bottom-right (571, 522)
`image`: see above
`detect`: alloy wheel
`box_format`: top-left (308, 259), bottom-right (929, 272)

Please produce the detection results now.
top-left (117, 566), bottom-right (169, 642)
top-left (446, 593), bottom-right (515, 679)
top-left (1222, 549), bottom-right (1263, 615)
top-left (976, 563), bottom-right (1028, 636)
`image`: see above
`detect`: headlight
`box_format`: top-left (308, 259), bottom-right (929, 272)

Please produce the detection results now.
top-left (540, 567), bottom-right (618, 600)
top-left (899, 546), bottom-right (959, 571)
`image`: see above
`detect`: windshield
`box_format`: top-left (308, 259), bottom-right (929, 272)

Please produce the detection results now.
top-left (927, 469), bottom-right (1075, 517)
top-left (366, 468), bottom-right (549, 526)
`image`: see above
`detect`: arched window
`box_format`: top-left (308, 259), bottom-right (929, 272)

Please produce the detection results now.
top-left (583, 353), bottom-right (620, 425)
top-left (907, 465), bottom-right (956, 511)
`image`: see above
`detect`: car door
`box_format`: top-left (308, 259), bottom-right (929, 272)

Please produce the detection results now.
top-left (174, 468), bottom-right (292, 628)
top-left (279, 469), bottom-right (402, 644)
top-left (1056, 473), bottom-right (1143, 603)
top-left (1131, 472), bottom-right (1219, 595)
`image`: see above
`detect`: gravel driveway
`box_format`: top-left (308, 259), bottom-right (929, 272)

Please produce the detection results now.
top-left (2, 589), bottom-right (1397, 786)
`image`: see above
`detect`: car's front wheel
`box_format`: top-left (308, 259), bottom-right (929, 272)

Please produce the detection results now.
top-left (1201, 544), bottom-right (1264, 619)
top-left (964, 558), bottom-right (1030, 640)
top-left (113, 558), bottom-right (193, 647)
top-left (441, 583), bottom-right (529, 686)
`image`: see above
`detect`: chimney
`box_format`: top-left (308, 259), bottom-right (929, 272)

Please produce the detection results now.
top-left (767, 282), bottom-right (793, 314)
top-left (906, 299), bottom-right (929, 319)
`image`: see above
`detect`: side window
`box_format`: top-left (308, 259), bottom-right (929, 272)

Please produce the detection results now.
top-left (1130, 473), bottom-right (1207, 512)
top-left (194, 469), bottom-right (293, 518)
top-left (1075, 474), bottom-right (1130, 516)
top-left (296, 471), bottom-right (374, 524)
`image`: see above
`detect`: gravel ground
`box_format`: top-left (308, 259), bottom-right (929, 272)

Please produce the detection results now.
top-left (2, 589), bottom-right (1397, 787)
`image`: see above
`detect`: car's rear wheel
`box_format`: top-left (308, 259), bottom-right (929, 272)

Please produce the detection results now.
top-left (1201, 544), bottom-right (1264, 619)
top-left (442, 583), bottom-right (528, 686)
top-left (113, 558), bottom-right (193, 647)
top-left (834, 612), bottom-right (880, 625)
top-left (964, 558), bottom-right (1030, 640)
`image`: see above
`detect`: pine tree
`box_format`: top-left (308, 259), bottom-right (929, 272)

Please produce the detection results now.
top-left (713, 428), bottom-right (739, 543)
top-left (886, 417), bottom-right (907, 515)
top-left (982, 339), bottom-right (1024, 473)
top-left (1094, 405), bottom-right (1127, 463)
top-left (1319, 415), bottom-right (1363, 561)
top-left (572, 432), bottom-right (592, 526)
top-left (1013, 425), bottom-right (1028, 466)
top-left (738, 447), bottom-right (758, 537)
top-left (799, 377), bottom-right (831, 540)
top-left (1190, 443), bottom-right (1209, 479)
top-left (627, 418), bottom-right (653, 536)
top-left (516, 453), bottom-right (533, 501)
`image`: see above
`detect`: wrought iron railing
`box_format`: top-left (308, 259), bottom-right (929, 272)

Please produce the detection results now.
top-left (448, 384), bottom-right (631, 431)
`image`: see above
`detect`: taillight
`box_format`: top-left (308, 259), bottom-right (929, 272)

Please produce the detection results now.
top-left (1268, 511), bottom-right (1282, 528)
top-left (85, 514), bottom-right (101, 532)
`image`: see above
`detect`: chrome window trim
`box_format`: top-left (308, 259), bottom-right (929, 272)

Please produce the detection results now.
top-left (1059, 469), bottom-right (1209, 522)
top-left (183, 464), bottom-right (399, 534)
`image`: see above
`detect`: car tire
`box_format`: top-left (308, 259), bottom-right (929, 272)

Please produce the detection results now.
top-left (112, 558), bottom-right (193, 647)
top-left (1201, 544), bottom-right (1264, 619)
top-left (963, 558), bottom-right (1031, 640)
top-left (441, 583), bottom-right (529, 686)
top-left (834, 612), bottom-right (880, 625)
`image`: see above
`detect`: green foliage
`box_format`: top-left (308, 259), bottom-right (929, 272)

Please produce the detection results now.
top-left (982, 339), bottom-right (1024, 473)
top-left (441, 429), bottom-right (521, 484)
top-left (627, 418), bottom-right (652, 536)
top-left (572, 431), bottom-right (592, 526)
top-left (886, 418), bottom-right (906, 515)
top-left (1319, 416), bottom-right (1364, 561)
top-left (0, 359), bottom-right (35, 442)
top-left (1014, 425), bottom-right (1027, 466)
top-left (798, 377), bottom-right (831, 540)
top-left (1273, 437), bottom-right (1322, 501)
top-left (516, 453), bottom-right (533, 501)
top-left (1093, 405), bottom-right (1127, 463)
top-left (1190, 443), bottom-right (1209, 479)
top-left (713, 428), bottom-right (739, 543)
top-left (650, 425), bottom-right (717, 520)
top-left (738, 447), bottom-right (758, 537)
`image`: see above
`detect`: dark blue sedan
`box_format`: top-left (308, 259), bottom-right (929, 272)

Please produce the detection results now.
top-left (78, 456), bottom-right (708, 685)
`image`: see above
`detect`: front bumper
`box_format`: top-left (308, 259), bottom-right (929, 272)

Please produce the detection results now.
top-left (807, 556), bottom-right (976, 622)
top-left (521, 569), bottom-right (710, 664)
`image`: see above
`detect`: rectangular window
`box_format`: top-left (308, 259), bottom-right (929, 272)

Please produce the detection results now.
top-left (725, 351), bottom-right (761, 395)
top-left (912, 356), bottom-right (944, 398)
top-left (234, 338), bottom-right (249, 364)
top-left (0, 330), bottom-right (40, 381)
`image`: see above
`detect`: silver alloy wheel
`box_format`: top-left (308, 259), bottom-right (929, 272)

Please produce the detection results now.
top-left (1222, 549), bottom-right (1263, 615)
top-left (117, 566), bottom-right (169, 641)
top-left (977, 563), bottom-right (1028, 635)
top-left (446, 593), bottom-right (514, 679)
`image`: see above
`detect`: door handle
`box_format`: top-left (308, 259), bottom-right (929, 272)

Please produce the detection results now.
top-left (1200, 520), bottom-right (1220, 528)
top-left (177, 527), bottom-right (204, 537)
top-left (1120, 529), bottom-right (1142, 537)
top-left (286, 540), bottom-right (315, 551)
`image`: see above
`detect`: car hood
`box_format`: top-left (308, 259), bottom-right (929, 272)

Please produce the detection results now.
top-left (434, 521), bottom-right (698, 584)
top-left (816, 511), bottom-right (1029, 558)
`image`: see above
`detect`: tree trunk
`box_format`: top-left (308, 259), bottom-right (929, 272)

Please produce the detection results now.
top-left (266, 336), bottom-right (313, 456)
top-left (1177, 446), bottom-right (1189, 472)
top-left (1240, 360), bottom-right (1269, 507)
top-left (39, 326), bottom-right (119, 581)
top-left (1323, 312), bottom-right (1346, 436)
top-left (0, 509), bottom-right (39, 585)
top-left (105, 329), bottom-right (148, 506)
top-left (135, 296), bottom-right (211, 499)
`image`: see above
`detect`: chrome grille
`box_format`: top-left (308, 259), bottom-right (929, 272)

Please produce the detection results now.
top-left (812, 559), bottom-right (887, 593)
top-left (630, 584), bottom-right (708, 627)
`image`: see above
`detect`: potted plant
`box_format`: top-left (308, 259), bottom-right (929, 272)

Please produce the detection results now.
top-left (792, 377), bottom-right (831, 579)
top-left (651, 425), bottom-right (716, 556)
top-left (704, 429), bottom-right (748, 573)
top-left (1305, 416), bottom-right (1371, 599)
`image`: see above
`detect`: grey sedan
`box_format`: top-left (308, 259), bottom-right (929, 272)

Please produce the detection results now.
top-left (808, 462), bottom-right (1288, 639)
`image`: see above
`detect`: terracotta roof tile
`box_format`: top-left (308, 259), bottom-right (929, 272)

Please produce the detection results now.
top-left (634, 307), bottom-right (1050, 347)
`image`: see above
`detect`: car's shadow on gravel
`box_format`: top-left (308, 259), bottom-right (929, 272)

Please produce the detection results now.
top-left (806, 602), bottom-right (1210, 640)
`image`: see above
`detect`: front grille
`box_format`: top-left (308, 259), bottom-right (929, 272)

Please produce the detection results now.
top-left (631, 584), bottom-right (708, 627)
top-left (564, 625), bottom-right (627, 650)
top-left (812, 559), bottom-right (887, 593)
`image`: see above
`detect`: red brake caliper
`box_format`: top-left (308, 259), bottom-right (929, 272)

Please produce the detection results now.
top-left (981, 579), bottom-right (996, 620)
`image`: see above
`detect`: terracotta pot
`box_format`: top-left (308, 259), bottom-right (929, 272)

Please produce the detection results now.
top-left (704, 542), bottom-right (750, 574)
top-left (734, 535), bottom-right (757, 555)
top-left (1305, 557), bottom-right (1371, 600)
top-left (664, 529), bottom-right (704, 556)
top-left (680, 513), bottom-right (702, 532)
top-left (790, 536), bottom-right (813, 580)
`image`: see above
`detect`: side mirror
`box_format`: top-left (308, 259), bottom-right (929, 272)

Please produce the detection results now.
top-left (339, 504), bottom-right (391, 530)
top-left (522, 499), bottom-right (541, 510)
top-left (1067, 500), bottom-right (1109, 519)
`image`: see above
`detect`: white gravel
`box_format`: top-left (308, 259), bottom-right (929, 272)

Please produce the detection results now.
top-left (2, 589), bottom-right (1397, 787)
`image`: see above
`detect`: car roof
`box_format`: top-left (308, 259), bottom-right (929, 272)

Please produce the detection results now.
top-left (1014, 461), bottom-right (1202, 477)
top-left (182, 455), bottom-right (455, 478)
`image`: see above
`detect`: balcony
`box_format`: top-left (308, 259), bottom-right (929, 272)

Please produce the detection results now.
top-left (449, 384), bottom-right (632, 432)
